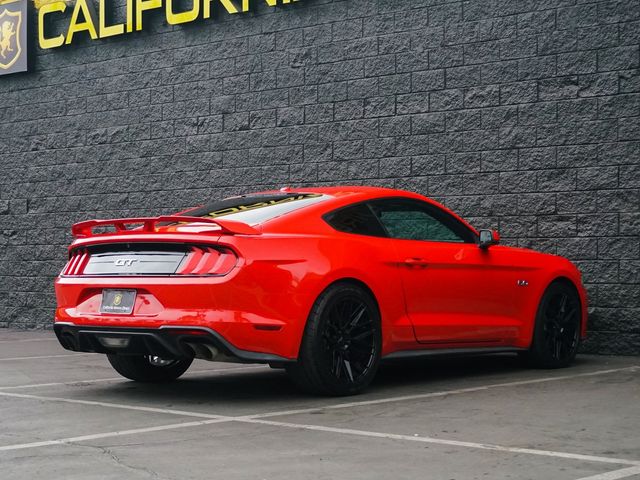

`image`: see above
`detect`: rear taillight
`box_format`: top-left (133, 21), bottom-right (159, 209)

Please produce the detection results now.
top-left (177, 246), bottom-right (237, 276)
top-left (60, 244), bottom-right (237, 276)
top-left (61, 248), bottom-right (90, 276)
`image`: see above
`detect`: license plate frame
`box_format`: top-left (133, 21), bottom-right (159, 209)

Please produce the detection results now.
top-left (100, 289), bottom-right (137, 315)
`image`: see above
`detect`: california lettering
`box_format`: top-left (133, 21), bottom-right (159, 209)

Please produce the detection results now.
top-left (38, 0), bottom-right (300, 49)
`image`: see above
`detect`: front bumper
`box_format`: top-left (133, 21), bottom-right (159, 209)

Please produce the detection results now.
top-left (53, 323), bottom-right (293, 364)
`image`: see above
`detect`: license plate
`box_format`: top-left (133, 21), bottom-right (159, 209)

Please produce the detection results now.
top-left (100, 289), bottom-right (136, 315)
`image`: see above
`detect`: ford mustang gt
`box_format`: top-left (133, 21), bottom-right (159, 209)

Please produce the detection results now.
top-left (54, 186), bottom-right (587, 395)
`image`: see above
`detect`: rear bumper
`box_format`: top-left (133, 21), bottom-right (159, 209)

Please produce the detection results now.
top-left (53, 323), bottom-right (293, 364)
top-left (54, 272), bottom-right (313, 360)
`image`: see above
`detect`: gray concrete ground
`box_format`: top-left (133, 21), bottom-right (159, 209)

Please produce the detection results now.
top-left (0, 329), bottom-right (638, 480)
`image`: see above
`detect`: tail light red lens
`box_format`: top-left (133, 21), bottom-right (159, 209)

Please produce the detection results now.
top-left (177, 246), bottom-right (237, 276)
top-left (60, 245), bottom-right (237, 276)
top-left (61, 248), bottom-right (90, 276)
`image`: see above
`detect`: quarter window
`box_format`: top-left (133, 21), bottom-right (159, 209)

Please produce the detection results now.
top-left (324, 203), bottom-right (387, 237)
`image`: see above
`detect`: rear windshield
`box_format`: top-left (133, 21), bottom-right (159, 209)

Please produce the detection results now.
top-left (181, 193), bottom-right (329, 225)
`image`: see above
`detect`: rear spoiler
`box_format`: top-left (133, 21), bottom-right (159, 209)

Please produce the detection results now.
top-left (71, 216), bottom-right (260, 238)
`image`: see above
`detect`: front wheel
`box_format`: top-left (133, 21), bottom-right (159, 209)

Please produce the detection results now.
top-left (286, 283), bottom-right (382, 396)
top-left (107, 354), bottom-right (193, 382)
top-left (521, 281), bottom-right (581, 369)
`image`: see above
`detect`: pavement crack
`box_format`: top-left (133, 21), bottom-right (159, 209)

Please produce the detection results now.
top-left (77, 443), bottom-right (174, 480)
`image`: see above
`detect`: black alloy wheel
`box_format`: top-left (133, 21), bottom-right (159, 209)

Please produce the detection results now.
top-left (321, 296), bottom-right (377, 383)
top-left (286, 283), bottom-right (382, 396)
top-left (522, 281), bottom-right (581, 368)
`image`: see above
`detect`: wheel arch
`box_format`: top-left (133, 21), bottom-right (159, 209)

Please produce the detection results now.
top-left (292, 276), bottom-right (385, 360)
top-left (286, 275), bottom-right (384, 394)
top-left (548, 275), bottom-right (581, 297)
top-left (323, 277), bottom-right (381, 315)
top-left (529, 274), bottom-right (588, 346)
top-left (546, 275), bottom-right (587, 337)
top-left (521, 274), bottom-right (585, 367)
top-left (518, 267), bottom-right (588, 350)
top-left (291, 237), bottom-right (413, 355)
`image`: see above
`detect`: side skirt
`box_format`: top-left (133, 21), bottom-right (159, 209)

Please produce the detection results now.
top-left (382, 347), bottom-right (526, 361)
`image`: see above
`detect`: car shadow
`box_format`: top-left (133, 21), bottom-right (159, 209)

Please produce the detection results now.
top-left (81, 354), bottom-right (600, 411)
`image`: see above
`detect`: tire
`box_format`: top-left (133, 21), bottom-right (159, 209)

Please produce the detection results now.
top-left (521, 281), bottom-right (581, 369)
top-left (286, 283), bottom-right (382, 396)
top-left (107, 354), bottom-right (193, 382)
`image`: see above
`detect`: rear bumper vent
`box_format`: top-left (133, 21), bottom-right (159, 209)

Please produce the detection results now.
top-left (60, 243), bottom-right (237, 277)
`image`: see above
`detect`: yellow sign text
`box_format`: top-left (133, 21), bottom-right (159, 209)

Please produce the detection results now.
top-left (38, 0), bottom-right (299, 49)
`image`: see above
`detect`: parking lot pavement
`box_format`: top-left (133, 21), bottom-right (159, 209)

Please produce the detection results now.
top-left (0, 329), bottom-right (638, 480)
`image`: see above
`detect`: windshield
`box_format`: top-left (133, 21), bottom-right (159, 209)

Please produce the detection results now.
top-left (181, 193), bottom-right (330, 225)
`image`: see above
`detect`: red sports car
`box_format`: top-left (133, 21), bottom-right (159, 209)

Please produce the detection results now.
top-left (54, 186), bottom-right (587, 395)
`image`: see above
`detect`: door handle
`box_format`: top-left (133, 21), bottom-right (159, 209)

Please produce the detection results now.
top-left (404, 258), bottom-right (429, 268)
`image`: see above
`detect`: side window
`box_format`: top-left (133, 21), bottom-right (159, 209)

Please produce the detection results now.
top-left (370, 199), bottom-right (473, 243)
top-left (324, 204), bottom-right (387, 237)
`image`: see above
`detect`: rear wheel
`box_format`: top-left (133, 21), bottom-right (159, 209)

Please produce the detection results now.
top-left (521, 281), bottom-right (581, 368)
top-left (107, 354), bottom-right (193, 382)
top-left (286, 283), bottom-right (381, 396)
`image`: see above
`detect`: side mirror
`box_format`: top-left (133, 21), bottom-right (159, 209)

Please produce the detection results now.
top-left (479, 229), bottom-right (500, 249)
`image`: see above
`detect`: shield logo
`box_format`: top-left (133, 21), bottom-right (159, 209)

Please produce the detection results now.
top-left (0, 8), bottom-right (21, 70)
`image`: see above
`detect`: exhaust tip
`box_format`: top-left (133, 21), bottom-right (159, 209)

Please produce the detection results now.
top-left (185, 342), bottom-right (219, 361)
top-left (60, 332), bottom-right (78, 350)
